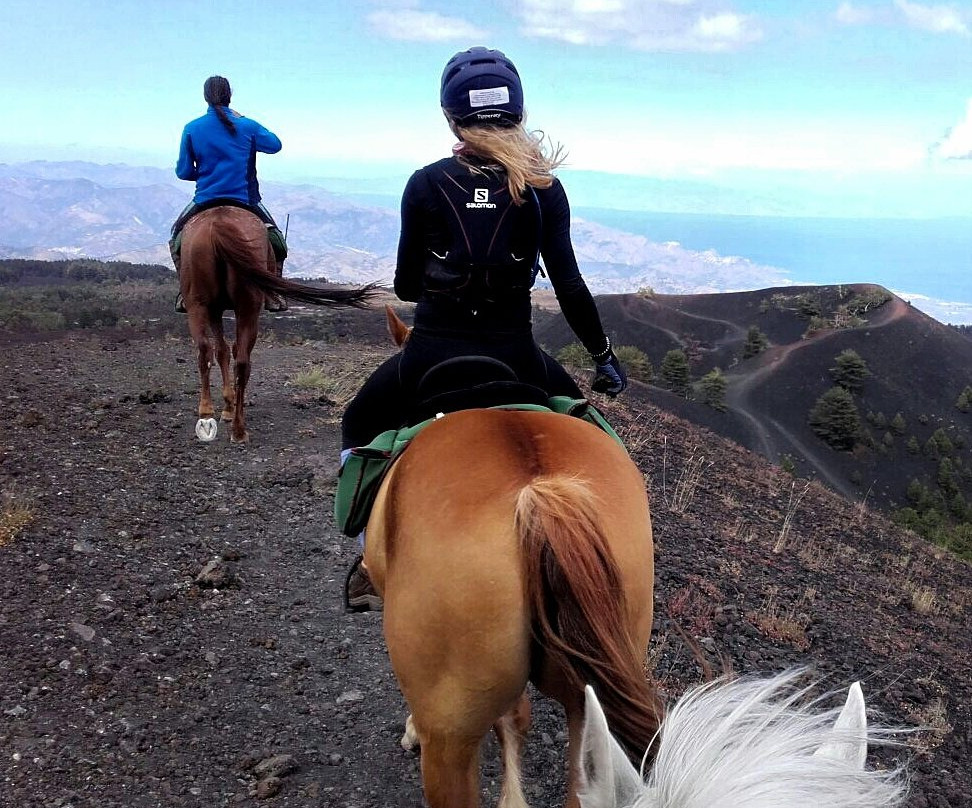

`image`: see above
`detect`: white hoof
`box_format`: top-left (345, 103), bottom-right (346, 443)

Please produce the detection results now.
top-left (400, 714), bottom-right (420, 751)
top-left (195, 418), bottom-right (218, 442)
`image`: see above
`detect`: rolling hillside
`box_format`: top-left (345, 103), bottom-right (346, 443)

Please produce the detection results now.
top-left (536, 284), bottom-right (972, 548)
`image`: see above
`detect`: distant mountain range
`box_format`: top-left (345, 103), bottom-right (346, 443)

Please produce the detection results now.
top-left (0, 160), bottom-right (793, 295)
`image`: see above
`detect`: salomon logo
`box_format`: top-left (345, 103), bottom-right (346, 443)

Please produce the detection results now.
top-left (466, 188), bottom-right (496, 209)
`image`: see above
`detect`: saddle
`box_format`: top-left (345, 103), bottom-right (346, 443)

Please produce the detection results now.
top-left (170, 199), bottom-right (288, 261)
top-left (334, 356), bottom-right (622, 537)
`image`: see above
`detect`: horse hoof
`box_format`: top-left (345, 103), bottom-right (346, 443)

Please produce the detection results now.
top-left (220, 410), bottom-right (233, 422)
top-left (195, 418), bottom-right (218, 442)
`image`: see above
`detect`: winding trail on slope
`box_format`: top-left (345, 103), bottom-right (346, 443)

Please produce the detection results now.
top-left (619, 296), bottom-right (750, 349)
top-left (722, 296), bottom-right (910, 497)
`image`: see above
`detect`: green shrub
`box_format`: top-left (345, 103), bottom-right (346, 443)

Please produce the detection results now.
top-left (742, 326), bottom-right (769, 359)
top-left (614, 345), bottom-right (653, 384)
top-left (660, 349), bottom-right (690, 396)
top-left (808, 386), bottom-right (860, 450)
top-left (829, 349), bottom-right (871, 392)
top-left (699, 368), bottom-right (728, 411)
top-left (556, 343), bottom-right (590, 368)
top-left (955, 385), bottom-right (972, 413)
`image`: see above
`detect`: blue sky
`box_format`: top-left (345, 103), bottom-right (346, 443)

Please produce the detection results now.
top-left (2, 0), bottom-right (972, 216)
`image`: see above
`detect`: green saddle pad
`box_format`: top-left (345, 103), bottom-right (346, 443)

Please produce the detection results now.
top-left (333, 397), bottom-right (623, 537)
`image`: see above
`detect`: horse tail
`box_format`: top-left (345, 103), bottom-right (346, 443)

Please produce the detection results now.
top-left (515, 476), bottom-right (662, 763)
top-left (210, 225), bottom-right (379, 309)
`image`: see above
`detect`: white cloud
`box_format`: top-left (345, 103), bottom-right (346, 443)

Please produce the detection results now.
top-left (894, 0), bottom-right (969, 35)
top-left (933, 99), bottom-right (972, 159)
top-left (835, 3), bottom-right (874, 25)
top-left (511, 0), bottom-right (762, 52)
top-left (367, 8), bottom-right (488, 42)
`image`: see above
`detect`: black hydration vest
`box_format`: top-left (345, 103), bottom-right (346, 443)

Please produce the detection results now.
top-left (422, 160), bottom-right (542, 305)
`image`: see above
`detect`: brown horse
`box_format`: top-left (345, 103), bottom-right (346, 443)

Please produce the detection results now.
top-left (179, 206), bottom-right (374, 443)
top-left (364, 386), bottom-right (661, 806)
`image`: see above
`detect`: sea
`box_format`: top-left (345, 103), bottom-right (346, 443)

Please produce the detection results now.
top-left (576, 208), bottom-right (972, 307)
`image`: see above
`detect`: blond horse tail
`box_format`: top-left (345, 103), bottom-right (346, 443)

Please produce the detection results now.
top-left (515, 476), bottom-right (662, 763)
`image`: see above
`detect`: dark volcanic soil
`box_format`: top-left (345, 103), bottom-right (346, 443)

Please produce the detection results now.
top-left (1, 326), bottom-right (969, 807)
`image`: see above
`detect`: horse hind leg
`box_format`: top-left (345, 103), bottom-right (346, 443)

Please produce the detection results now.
top-left (229, 312), bottom-right (258, 443)
top-left (416, 731), bottom-right (481, 808)
top-left (493, 692), bottom-right (531, 808)
top-left (186, 309), bottom-right (219, 441)
top-left (210, 319), bottom-right (234, 422)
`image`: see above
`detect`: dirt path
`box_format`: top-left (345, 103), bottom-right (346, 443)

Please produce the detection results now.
top-left (722, 296), bottom-right (910, 492)
top-left (1, 325), bottom-right (967, 807)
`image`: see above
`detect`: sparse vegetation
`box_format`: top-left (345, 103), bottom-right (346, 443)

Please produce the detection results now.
top-left (614, 345), bottom-right (654, 384)
top-left (698, 368), bottom-right (728, 411)
top-left (829, 349), bottom-right (871, 392)
top-left (741, 325), bottom-right (769, 359)
top-left (660, 349), bottom-right (691, 396)
top-left (773, 480), bottom-right (811, 553)
top-left (555, 342), bottom-right (590, 368)
top-left (808, 386), bottom-right (861, 451)
top-left (0, 499), bottom-right (33, 547)
top-left (661, 440), bottom-right (713, 514)
top-left (557, 342), bottom-right (654, 385)
top-left (746, 585), bottom-right (811, 650)
top-left (956, 385), bottom-right (972, 413)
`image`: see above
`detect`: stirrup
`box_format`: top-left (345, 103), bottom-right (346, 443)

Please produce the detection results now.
top-left (175, 294), bottom-right (187, 314)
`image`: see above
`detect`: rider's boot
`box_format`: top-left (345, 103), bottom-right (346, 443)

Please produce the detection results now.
top-left (344, 554), bottom-right (382, 612)
top-left (170, 238), bottom-right (187, 313)
top-left (264, 257), bottom-right (288, 312)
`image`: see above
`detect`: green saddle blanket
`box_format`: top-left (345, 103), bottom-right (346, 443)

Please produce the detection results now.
top-left (334, 397), bottom-right (623, 537)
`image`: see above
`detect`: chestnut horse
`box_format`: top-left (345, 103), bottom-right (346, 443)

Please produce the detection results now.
top-left (180, 206), bottom-right (374, 443)
top-left (364, 398), bottom-right (661, 807)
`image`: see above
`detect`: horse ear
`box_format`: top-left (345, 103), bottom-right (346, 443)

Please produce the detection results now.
top-left (812, 681), bottom-right (868, 769)
top-left (578, 685), bottom-right (646, 808)
top-left (385, 305), bottom-right (411, 348)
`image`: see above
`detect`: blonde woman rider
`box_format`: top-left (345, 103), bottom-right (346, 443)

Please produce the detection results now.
top-left (342, 47), bottom-right (626, 610)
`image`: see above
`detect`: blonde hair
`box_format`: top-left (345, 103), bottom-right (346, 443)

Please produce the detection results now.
top-left (454, 121), bottom-right (566, 205)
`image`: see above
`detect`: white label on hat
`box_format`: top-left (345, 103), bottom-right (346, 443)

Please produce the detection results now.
top-left (468, 86), bottom-right (510, 108)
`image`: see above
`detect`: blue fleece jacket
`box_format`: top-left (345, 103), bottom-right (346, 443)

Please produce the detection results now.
top-left (175, 106), bottom-right (281, 205)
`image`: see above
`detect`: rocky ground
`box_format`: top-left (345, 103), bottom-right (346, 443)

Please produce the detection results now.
top-left (1, 321), bottom-right (969, 807)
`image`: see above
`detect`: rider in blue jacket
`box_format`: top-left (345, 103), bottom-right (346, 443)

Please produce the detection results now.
top-left (170, 75), bottom-right (287, 312)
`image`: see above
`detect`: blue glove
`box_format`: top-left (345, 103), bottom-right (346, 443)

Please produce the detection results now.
top-left (592, 349), bottom-right (627, 397)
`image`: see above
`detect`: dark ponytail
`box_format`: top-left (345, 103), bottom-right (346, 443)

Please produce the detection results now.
top-left (203, 75), bottom-right (236, 136)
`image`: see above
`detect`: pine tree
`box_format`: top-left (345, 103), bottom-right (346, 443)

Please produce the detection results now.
top-left (700, 368), bottom-right (728, 411)
top-left (808, 386), bottom-right (861, 450)
top-left (614, 346), bottom-right (654, 384)
top-left (829, 349), bottom-right (871, 392)
top-left (660, 349), bottom-right (690, 396)
top-left (742, 326), bottom-right (769, 359)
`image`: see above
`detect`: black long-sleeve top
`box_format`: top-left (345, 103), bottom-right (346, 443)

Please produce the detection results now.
top-left (394, 156), bottom-right (609, 357)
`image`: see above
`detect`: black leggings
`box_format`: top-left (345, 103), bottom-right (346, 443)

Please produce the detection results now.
top-left (341, 329), bottom-right (582, 449)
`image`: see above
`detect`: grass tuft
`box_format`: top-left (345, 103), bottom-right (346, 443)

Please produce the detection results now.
top-left (0, 500), bottom-right (33, 547)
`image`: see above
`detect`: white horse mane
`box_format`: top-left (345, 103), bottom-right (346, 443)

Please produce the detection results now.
top-left (579, 669), bottom-right (908, 808)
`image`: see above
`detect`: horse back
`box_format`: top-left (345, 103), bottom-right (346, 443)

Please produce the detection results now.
top-left (181, 207), bottom-right (272, 310)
